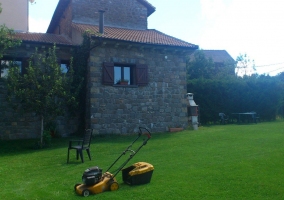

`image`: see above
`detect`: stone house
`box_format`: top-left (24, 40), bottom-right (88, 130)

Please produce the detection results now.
top-left (0, 0), bottom-right (198, 139)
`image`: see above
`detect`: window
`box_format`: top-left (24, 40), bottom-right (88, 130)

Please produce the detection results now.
top-left (114, 66), bottom-right (131, 85)
top-left (60, 63), bottom-right (69, 74)
top-left (60, 60), bottom-right (70, 74)
top-left (0, 58), bottom-right (71, 78)
top-left (102, 62), bottom-right (148, 86)
top-left (0, 60), bottom-right (22, 78)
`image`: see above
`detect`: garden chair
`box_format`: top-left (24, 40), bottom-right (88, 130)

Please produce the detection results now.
top-left (67, 129), bottom-right (93, 163)
top-left (219, 113), bottom-right (229, 124)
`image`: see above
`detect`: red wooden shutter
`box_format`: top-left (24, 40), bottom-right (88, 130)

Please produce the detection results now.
top-left (136, 64), bottom-right (148, 86)
top-left (102, 62), bottom-right (114, 85)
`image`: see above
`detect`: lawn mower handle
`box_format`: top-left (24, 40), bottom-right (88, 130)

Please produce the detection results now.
top-left (110, 127), bottom-right (152, 177)
top-left (129, 127), bottom-right (151, 147)
top-left (105, 127), bottom-right (151, 176)
top-left (139, 127), bottom-right (151, 139)
top-left (106, 127), bottom-right (151, 174)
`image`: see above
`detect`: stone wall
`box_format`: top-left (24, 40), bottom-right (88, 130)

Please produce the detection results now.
top-left (0, 42), bottom-right (192, 139)
top-left (72, 0), bottom-right (148, 30)
top-left (0, 44), bottom-right (78, 140)
top-left (0, 81), bottom-right (79, 140)
top-left (88, 43), bottom-right (191, 134)
top-left (0, 81), bottom-right (41, 139)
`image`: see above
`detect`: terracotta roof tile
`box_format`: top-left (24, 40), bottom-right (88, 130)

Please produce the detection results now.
top-left (14, 32), bottom-right (74, 46)
top-left (72, 23), bottom-right (198, 49)
top-left (202, 50), bottom-right (235, 63)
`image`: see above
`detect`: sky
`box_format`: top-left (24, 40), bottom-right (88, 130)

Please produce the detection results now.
top-left (29, 0), bottom-right (284, 76)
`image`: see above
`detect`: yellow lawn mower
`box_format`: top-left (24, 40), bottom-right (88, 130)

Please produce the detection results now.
top-left (74, 127), bottom-right (152, 197)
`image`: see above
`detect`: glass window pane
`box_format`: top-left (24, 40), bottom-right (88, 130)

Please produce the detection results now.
top-left (1, 68), bottom-right (9, 78)
top-left (61, 64), bottom-right (68, 73)
top-left (114, 66), bottom-right (121, 84)
top-left (1, 60), bottom-right (21, 78)
top-left (124, 67), bottom-right (130, 83)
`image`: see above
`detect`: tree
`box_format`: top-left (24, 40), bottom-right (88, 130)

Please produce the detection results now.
top-left (187, 50), bottom-right (215, 80)
top-left (0, 3), bottom-right (21, 59)
top-left (187, 50), bottom-right (236, 80)
top-left (6, 45), bottom-right (77, 147)
top-left (235, 53), bottom-right (256, 76)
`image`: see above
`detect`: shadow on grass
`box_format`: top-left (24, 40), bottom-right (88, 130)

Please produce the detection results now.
top-left (0, 130), bottom-right (181, 157)
top-left (0, 138), bottom-right (66, 156)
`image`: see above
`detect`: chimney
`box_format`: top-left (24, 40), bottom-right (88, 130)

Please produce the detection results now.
top-left (98, 10), bottom-right (105, 34)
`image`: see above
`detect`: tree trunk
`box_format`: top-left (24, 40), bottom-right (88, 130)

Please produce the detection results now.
top-left (40, 115), bottom-right (44, 147)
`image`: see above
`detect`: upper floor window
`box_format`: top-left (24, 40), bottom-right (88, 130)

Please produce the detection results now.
top-left (102, 62), bottom-right (148, 86)
top-left (0, 60), bottom-right (22, 78)
top-left (60, 59), bottom-right (71, 74)
top-left (114, 66), bottom-right (131, 85)
top-left (60, 64), bottom-right (69, 74)
top-left (1, 58), bottom-right (70, 78)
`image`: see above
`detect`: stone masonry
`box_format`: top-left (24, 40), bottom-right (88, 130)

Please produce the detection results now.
top-left (88, 43), bottom-right (190, 134)
top-left (0, 80), bottom-right (79, 140)
top-left (52, 0), bottom-right (149, 40)
top-left (0, 81), bottom-right (41, 139)
top-left (72, 0), bottom-right (148, 30)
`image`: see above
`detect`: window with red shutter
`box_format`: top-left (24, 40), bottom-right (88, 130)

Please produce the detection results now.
top-left (136, 64), bottom-right (148, 86)
top-left (102, 62), bottom-right (114, 85)
top-left (102, 62), bottom-right (148, 86)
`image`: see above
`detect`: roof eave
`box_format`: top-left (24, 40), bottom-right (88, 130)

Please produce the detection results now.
top-left (20, 40), bottom-right (76, 47)
top-left (90, 36), bottom-right (199, 50)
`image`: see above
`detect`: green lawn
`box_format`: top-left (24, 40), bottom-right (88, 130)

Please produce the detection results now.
top-left (1, 121), bottom-right (284, 199)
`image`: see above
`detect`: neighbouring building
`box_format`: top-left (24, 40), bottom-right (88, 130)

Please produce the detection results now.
top-left (1, 0), bottom-right (199, 139)
top-left (0, 0), bottom-right (29, 32)
top-left (192, 50), bottom-right (236, 75)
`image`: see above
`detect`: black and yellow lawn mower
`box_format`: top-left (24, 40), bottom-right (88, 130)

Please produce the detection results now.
top-left (74, 127), bottom-right (153, 197)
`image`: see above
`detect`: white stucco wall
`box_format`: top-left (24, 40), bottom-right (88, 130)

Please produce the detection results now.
top-left (0, 0), bottom-right (28, 32)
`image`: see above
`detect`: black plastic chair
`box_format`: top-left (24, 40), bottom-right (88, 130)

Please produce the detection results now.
top-left (219, 113), bottom-right (229, 124)
top-left (67, 129), bottom-right (93, 163)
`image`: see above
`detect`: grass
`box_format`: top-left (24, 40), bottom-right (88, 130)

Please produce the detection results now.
top-left (1, 121), bottom-right (284, 199)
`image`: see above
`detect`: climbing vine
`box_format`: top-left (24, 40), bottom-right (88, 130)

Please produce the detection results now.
top-left (71, 33), bottom-right (91, 134)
